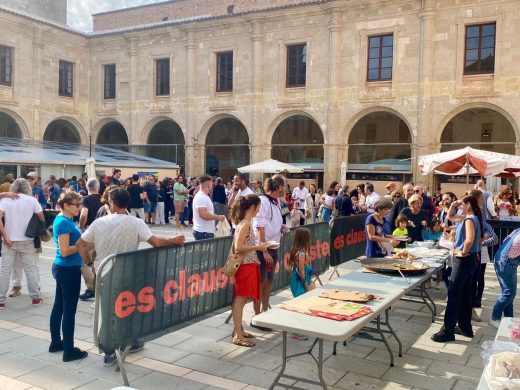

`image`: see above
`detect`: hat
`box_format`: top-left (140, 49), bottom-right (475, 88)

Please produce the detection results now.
top-left (385, 181), bottom-right (397, 188)
top-left (26, 171), bottom-right (39, 178)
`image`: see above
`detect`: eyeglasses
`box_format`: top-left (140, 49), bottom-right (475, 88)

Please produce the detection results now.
top-left (27, 177), bottom-right (36, 181)
top-left (413, 190), bottom-right (420, 193)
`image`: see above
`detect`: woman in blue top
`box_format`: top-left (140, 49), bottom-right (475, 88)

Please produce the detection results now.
top-left (49, 191), bottom-right (88, 362)
top-left (432, 195), bottom-right (483, 343)
top-left (365, 197), bottom-right (399, 258)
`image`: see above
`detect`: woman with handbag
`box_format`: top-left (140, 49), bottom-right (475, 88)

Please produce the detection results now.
top-left (229, 194), bottom-right (271, 347)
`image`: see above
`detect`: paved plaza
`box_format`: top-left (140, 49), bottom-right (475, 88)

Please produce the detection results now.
top-left (0, 225), bottom-right (507, 390)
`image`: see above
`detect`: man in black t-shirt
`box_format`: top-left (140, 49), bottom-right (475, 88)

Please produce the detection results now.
top-left (127, 174), bottom-right (146, 219)
top-left (78, 178), bottom-right (102, 301)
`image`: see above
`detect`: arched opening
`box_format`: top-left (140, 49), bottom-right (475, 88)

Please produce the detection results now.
top-left (439, 107), bottom-right (517, 194)
top-left (0, 111), bottom-right (22, 139)
top-left (347, 111), bottom-right (412, 193)
top-left (440, 108), bottom-right (516, 154)
top-left (96, 121), bottom-right (129, 145)
top-left (43, 119), bottom-right (81, 144)
top-left (146, 119), bottom-right (185, 166)
top-left (205, 117), bottom-right (249, 180)
top-left (271, 114), bottom-right (324, 189)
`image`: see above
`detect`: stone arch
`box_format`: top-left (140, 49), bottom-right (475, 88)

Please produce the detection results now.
top-left (142, 116), bottom-right (185, 145)
top-left (203, 115), bottom-right (250, 178)
top-left (43, 117), bottom-right (86, 144)
top-left (344, 106), bottom-right (415, 142)
top-left (0, 108), bottom-right (29, 139)
top-left (434, 102), bottom-right (520, 145)
top-left (93, 118), bottom-right (129, 145)
top-left (199, 113), bottom-right (251, 145)
top-left (267, 110), bottom-right (325, 145)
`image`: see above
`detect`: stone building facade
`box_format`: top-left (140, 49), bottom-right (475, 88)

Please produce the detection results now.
top-left (0, 0), bottom-right (519, 192)
top-left (0, 0), bottom-right (67, 24)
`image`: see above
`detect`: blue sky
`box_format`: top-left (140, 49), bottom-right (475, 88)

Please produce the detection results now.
top-left (68, 0), bottom-right (165, 31)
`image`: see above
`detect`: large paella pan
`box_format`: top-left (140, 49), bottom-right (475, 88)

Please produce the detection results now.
top-left (360, 258), bottom-right (430, 276)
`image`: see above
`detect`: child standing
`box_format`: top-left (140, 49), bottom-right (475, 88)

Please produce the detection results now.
top-left (289, 202), bottom-right (305, 228)
top-left (286, 228), bottom-right (315, 340)
top-left (392, 214), bottom-right (409, 252)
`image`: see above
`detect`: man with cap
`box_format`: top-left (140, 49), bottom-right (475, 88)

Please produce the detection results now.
top-left (27, 172), bottom-right (47, 210)
top-left (385, 182), bottom-right (397, 197)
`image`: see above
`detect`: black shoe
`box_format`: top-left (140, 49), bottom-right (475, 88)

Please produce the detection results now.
top-left (63, 347), bottom-right (88, 362)
top-left (79, 289), bottom-right (95, 301)
top-left (454, 326), bottom-right (474, 338)
top-left (119, 343), bottom-right (144, 353)
top-left (431, 330), bottom-right (455, 343)
top-left (474, 300), bottom-right (482, 308)
top-left (249, 321), bottom-right (272, 332)
top-left (49, 340), bottom-right (64, 353)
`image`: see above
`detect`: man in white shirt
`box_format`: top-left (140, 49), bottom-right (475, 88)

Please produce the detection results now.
top-left (193, 175), bottom-right (226, 240)
top-left (0, 178), bottom-right (45, 309)
top-left (475, 179), bottom-right (498, 220)
top-left (251, 174), bottom-right (287, 330)
top-left (76, 187), bottom-right (185, 365)
top-left (227, 173), bottom-right (254, 210)
top-left (364, 183), bottom-right (380, 213)
top-left (291, 181), bottom-right (309, 226)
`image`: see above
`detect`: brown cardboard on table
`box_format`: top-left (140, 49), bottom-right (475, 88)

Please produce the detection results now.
top-left (279, 296), bottom-right (365, 317)
top-left (319, 289), bottom-right (375, 303)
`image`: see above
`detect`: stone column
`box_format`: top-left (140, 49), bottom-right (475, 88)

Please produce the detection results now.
top-left (249, 144), bottom-right (270, 182)
top-left (323, 9), bottom-right (342, 186)
top-left (184, 30), bottom-right (201, 175)
top-left (128, 37), bottom-right (139, 143)
top-left (32, 29), bottom-right (43, 140)
top-left (250, 19), bottom-right (264, 149)
top-left (414, 0), bottom-right (436, 189)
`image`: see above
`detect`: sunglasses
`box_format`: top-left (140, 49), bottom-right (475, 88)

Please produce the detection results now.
top-left (27, 177), bottom-right (37, 181)
top-left (413, 190), bottom-right (420, 193)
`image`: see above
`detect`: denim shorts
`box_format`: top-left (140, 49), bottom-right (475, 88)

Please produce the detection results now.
top-left (144, 202), bottom-right (157, 213)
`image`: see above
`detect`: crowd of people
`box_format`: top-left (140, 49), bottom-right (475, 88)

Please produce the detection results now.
top-left (0, 167), bottom-right (519, 361)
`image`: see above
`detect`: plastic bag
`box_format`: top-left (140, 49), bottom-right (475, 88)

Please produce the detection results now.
top-left (215, 218), bottom-right (231, 238)
top-left (482, 341), bottom-right (520, 389)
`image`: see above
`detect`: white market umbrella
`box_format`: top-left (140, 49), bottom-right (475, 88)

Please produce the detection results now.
top-left (238, 159), bottom-right (304, 174)
top-left (85, 157), bottom-right (96, 180)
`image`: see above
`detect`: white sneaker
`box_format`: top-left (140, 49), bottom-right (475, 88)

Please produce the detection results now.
top-left (472, 308), bottom-right (481, 322)
top-left (489, 318), bottom-right (501, 329)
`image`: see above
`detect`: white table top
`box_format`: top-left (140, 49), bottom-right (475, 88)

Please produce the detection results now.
top-left (477, 318), bottom-right (519, 390)
top-left (252, 276), bottom-right (404, 342)
top-left (252, 253), bottom-right (449, 342)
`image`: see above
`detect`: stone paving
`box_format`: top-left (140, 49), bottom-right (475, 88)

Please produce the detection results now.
top-left (0, 224), bottom-right (509, 390)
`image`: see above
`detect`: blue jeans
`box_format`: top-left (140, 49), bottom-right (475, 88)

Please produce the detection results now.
top-left (50, 264), bottom-right (81, 353)
top-left (322, 208), bottom-right (332, 223)
top-left (193, 231), bottom-right (214, 241)
top-left (492, 259), bottom-right (520, 320)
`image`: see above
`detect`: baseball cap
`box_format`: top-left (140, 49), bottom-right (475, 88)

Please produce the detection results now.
top-left (385, 181), bottom-right (397, 188)
top-left (27, 172), bottom-right (39, 178)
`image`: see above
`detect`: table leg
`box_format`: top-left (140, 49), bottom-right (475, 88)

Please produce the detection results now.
top-left (422, 282), bottom-right (437, 317)
top-left (385, 309), bottom-right (403, 357)
top-left (318, 339), bottom-right (328, 389)
top-left (269, 331), bottom-right (288, 390)
top-left (420, 282), bottom-right (436, 322)
top-left (376, 315), bottom-right (394, 367)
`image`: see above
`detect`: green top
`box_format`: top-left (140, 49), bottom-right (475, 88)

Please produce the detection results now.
top-left (392, 228), bottom-right (408, 236)
top-left (173, 182), bottom-right (187, 201)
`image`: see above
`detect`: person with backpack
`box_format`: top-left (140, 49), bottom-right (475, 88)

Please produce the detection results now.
top-left (335, 185), bottom-right (354, 217)
top-left (48, 175), bottom-right (62, 210)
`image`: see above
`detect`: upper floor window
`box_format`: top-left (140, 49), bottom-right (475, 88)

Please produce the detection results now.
top-left (367, 34), bottom-right (393, 81)
top-left (464, 23), bottom-right (495, 74)
top-left (155, 58), bottom-right (170, 96)
top-left (58, 60), bottom-right (73, 97)
top-left (104, 64), bottom-right (116, 99)
top-left (286, 44), bottom-right (306, 88)
top-left (216, 51), bottom-right (233, 93)
top-left (0, 45), bottom-right (12, 86)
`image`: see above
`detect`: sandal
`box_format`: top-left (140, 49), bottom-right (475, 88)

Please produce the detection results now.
top-left (232, 331), bottom-right (255, 339)
top-left (233, 337), bottom-right (255, 347)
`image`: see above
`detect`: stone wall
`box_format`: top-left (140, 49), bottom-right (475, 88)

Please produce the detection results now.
top-left (0, 0), bottom-right (67, 24)
top-left (92, 0), bottom-right (322, 32)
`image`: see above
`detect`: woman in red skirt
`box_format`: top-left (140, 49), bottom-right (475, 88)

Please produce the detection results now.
top-left (230, 194), bottom-right (271, 347)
